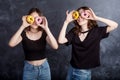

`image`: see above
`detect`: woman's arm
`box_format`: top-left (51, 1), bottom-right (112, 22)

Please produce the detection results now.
top-left (9, 16), bottom-right (30, 47)
top-left (9, 25), bottom-right (24, 47)
top-left (86, 8), bottom-right (118, 33)
top-left (58, 21), bottom-right (69, 44)
top-left (46, 28), bottom-right (58, 49)
top-left (58, 10), bottom-right (74, 44)
top-left (95, 17), bottom-right (118, 33)
top-left (38, 17), bottom-right (58, 49)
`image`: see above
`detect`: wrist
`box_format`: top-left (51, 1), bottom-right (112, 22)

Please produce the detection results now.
top-left (95, 16), bottom-right (100, 21)
top-left (44, 27), bottom-right (50, 32)
top-left (20, 25), bottom-right (26, 29)
top-left (19, 25), bottom-right (25, 32)
top-left (64, 20), bottom-right (69, 24)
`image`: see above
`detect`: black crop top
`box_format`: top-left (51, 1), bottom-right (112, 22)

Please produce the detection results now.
top-left (21, 30), bottom-right (47, 61)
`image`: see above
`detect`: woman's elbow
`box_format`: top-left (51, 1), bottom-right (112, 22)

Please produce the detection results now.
top-left (58, 42), bottom-right (64, 44)
top-left (58, 40), bottom-right (62, 44)
top-left (114, 23), bottom-right (118, 29)
top-left (52, 44), bottom-right (58, 50)
top-left (8, 42), bottom-right (15, 47)
top-left (50, 41), bottom-right (59, 49)
top-left (58, 39), bottom-right (66, 44)
top-left (9, 44), bottom-right (15, 47)
top-left (58, 38), bottom-right (64, 44)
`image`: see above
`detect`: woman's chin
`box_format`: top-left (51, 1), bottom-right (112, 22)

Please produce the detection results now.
top-left (78, 20), bottom-right (88, 26)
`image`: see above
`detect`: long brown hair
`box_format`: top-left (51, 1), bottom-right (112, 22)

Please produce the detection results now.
top-left (25, 8), bottom-right (43, 32)
top-left (73, 6), bottom-right (98, 35)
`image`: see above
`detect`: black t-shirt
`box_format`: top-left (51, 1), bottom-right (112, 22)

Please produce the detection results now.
top-left (65, 26), bottom-right (109, 69)
top-left (21, 30), bottom-right (47, 61)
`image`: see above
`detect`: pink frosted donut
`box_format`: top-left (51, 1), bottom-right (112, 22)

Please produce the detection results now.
top-left (81, 11), bottom-right (89, 18)
top-left (35, 17), bottom-right (42, 25)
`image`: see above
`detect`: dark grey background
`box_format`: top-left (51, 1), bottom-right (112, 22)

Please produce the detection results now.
top-left (0, 0), bottom-right (120, 80)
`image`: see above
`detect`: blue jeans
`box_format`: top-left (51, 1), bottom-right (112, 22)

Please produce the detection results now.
top-left (23, 60), bottom-right (51, 80)
top-left (66, 65), bottom-right (91, 80)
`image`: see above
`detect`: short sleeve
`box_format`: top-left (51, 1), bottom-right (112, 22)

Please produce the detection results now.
top-left (97, 26), bottom-right (109, 39)
top-left (65, 28), bottom-right (74, 45)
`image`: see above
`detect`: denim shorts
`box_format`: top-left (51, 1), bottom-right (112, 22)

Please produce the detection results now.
top-left (66, 65), bottom-right (91, 80)
top-left (23, 60), bottom-right (51, 80)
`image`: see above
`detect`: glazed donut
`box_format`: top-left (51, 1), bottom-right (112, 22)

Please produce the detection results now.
top-left (72, 11), bottom-right (79, 20)
top-left (35, 17), bottom-right (42, 25)
top-left (26, 15), bottom-right (34, 24)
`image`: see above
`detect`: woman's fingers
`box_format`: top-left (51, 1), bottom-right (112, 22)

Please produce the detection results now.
top-left (66, 10), bottom-right (69, 15)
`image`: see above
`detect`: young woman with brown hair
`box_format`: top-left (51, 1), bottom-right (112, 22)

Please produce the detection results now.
top-left (58, 6), bottom-right (118, 80)
top-left (9, 8), bottom-right (58, 80)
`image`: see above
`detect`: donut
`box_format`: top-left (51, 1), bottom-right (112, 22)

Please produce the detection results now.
top-left (72, 11), bottom-right (79, 20)
top-left (35, 17), bottom-right (42, 25)
top-left (26, 15), bottom-right (34, 24)
top-left (81, 11), bottom-right (90, 18)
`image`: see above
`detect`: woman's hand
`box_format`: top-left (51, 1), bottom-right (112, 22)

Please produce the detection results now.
top-left (37, 16), bottom-right (49, 30)
top-left (84, 8), bottom-right (118, 33)
top-left (21, 16), bottom-right (30, 28)
top-left (84, 8), bottom-right (98, 20)
top-left (65, 10), bottom-right (75, 23)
